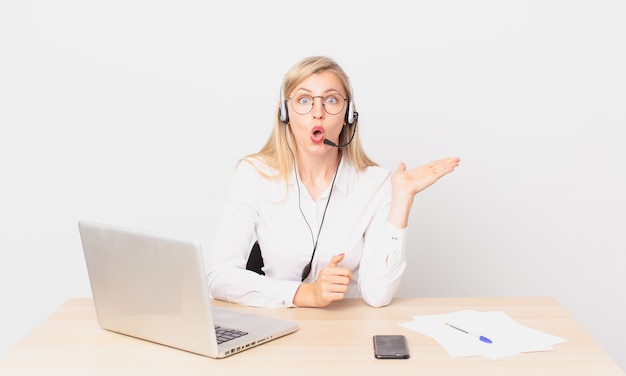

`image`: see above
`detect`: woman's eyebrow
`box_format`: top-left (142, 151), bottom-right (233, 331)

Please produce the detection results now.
top-left (292, 87), bottom-right (344, 96)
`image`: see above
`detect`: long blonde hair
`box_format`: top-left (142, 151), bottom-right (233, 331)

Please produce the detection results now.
top-left (242, 56), bottom-right (377, 182)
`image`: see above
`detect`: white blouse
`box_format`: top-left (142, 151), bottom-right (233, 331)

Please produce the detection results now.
top-left (206, 157), bottom-right (407, 308)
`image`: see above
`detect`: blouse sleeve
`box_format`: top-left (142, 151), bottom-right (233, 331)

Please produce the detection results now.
top-left (357, 186), bottom-right (408, 307)
top-left (205, 161), bottom-right (301, 308)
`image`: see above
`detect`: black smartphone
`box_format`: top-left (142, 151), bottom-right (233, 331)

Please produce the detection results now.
top-left (372, 335), bottom-right (410, 359)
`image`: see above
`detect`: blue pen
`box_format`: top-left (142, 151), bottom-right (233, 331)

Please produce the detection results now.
top-left (445, 322), bottom-right (493, 344)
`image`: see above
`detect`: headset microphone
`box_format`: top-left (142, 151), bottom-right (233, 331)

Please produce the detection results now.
top-left (323, 113), bottom-right (359, 148)
top-left (323, 139), bottom-right (340, 147)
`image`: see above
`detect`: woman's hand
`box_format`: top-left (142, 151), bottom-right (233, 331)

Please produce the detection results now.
top-left (293, 253), bottom-right (352, 307)
top-left (389, 157), bottom-right (461, 228)
top-left (392, 157), bottom-right (461, 198)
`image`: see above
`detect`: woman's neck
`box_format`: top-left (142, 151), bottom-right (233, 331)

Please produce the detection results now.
top-left (295, 152), bottom-right (341, 201)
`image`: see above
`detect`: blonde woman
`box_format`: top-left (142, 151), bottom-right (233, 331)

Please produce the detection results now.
top-left (207, 56), bottom-right (460, 308)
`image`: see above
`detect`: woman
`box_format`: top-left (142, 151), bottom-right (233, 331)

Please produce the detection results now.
top-left (206, 56), bottom-right (460, 308)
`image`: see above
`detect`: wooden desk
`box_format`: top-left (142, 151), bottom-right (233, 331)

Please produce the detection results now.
top-left (0, 297), bottom-right (623, 375)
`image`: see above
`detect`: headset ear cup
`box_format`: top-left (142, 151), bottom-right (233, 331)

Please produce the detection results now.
top-left (346, 101), bottom-right (355, 125)
top-left (279, 99), bottom-right (289, 123)
top-left (346, 78), bottom-right (356, 125)
top-left (279, 81), bottom-right (289, 124)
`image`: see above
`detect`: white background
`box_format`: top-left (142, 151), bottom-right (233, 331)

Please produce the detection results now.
top-left (1, 0), bottom-right (624, 370)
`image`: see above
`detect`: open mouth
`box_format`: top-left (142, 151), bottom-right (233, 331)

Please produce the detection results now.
top-left (311, 127), bottom-right (325, 143)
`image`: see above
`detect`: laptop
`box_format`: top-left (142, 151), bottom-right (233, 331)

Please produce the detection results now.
top-left (78, 220), bottom-right (298, 358)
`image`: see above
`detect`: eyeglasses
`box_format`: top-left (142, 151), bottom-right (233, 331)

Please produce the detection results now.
top-left (288, 93), bottom-right (347, 116)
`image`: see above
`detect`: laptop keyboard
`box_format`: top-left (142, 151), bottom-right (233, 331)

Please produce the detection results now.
top-left (215, 325), bottom-right (248, 344)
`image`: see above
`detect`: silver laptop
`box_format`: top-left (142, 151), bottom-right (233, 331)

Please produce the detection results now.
top-left (78, 220), bottom-right (298, 358)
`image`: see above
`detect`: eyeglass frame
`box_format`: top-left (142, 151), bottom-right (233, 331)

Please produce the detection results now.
top-left (287, 93), bottom-right (348, 116)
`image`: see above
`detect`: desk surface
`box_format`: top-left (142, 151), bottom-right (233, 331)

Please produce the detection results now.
top-left (0, 297), bottom-right (623, 376)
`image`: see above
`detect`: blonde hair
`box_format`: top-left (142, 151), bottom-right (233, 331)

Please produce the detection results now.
top-left (242, 56), bottom-right (377, 182)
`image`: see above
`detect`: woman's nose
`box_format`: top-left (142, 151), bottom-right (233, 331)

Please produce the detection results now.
top-left (311, 97), bottom-right (325, 119)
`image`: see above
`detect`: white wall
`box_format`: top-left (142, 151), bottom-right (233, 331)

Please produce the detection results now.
top-left (2, 0), bottom-right (624, 370)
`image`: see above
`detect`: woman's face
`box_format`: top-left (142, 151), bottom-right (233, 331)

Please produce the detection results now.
top-left (287, 71), bottom-right (347, 155)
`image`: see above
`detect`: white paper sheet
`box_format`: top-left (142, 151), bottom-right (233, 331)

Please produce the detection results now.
top-left (400, 310), bottom-right (567, 359)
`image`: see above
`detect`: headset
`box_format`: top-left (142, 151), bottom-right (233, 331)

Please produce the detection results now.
top-left (278, 77), bottom-right (357, 126)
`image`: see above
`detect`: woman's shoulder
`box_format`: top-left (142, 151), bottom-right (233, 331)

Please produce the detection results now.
top-left (342, 162), bottom-right (391, 188)
top-left (339, 163), bottom-right (391, 200)
top-left (357, 164), bottom-right (392, 181)
top-left (235, 157), bottom-right (275, 176)
top-left (232, 157), bottom-right (285, 188)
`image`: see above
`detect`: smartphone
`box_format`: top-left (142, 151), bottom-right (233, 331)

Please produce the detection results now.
top-left (373, 335), bottom-right (410, 359)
